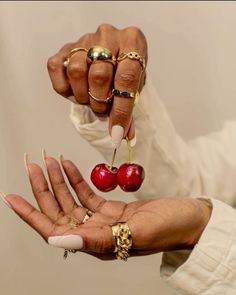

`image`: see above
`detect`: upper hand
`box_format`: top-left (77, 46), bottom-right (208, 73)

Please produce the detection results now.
top-left (47, 24), bottom-right (148, 147)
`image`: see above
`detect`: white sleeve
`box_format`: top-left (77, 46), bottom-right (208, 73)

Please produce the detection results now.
top-left (70, 75), bottom-right (236, 206)
top-left (160, 198), bottom-right (236, 294)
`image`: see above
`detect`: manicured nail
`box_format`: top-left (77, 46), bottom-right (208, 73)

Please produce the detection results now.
top-left (0, 192), bottom-right (12, 209)
top-left (42, 148), bottom-right (47, 166)
top-left (68, 96), bottom-right (78, 104)
top-left (24, 153), bottom-right (29, 176)
top-left (130, 134), bottom-right (137, 147)
top-left (48, 235), bottom-right (83, 250)
top-left (111, 125), bottom-right (124, 148)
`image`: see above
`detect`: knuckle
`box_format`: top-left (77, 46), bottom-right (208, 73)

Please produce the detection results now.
top-left (125, 26), bottom-right (144, 38)
top-left (47, 56), bottom-right (60, 72)
top-left (96, 23), bottom-right (114, 33)
top-left (90, 66), bottom-right (111, 86)
top-left (67, 62), bottom-right (86, 79)
top-left (117, 70), bottom-right (139, 88)
top-left (53, 83), bottom-right (69, 96)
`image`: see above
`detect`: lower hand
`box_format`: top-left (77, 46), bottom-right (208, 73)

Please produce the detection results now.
top-left (2, 155), bottom-right (212, 260)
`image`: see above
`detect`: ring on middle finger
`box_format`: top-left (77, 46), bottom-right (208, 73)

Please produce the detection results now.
top-left (88, 89), bottom-right (113, 104)
top-left (87, 46), bottom-right (116, 66)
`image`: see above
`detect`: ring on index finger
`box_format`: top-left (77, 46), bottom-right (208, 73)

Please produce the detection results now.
top-left (117, 51), bottom-right (146, 71)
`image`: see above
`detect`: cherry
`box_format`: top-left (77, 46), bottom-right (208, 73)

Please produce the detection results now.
top-left (117, 163), bottom-right (145, 192)
top-left (90, 163), bottom-right (118, 192)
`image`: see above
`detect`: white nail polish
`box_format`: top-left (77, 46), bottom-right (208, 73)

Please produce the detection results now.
top-left (24, 153), bottom-right (29, 176)
top-left (130, 134), bottom-right (137, 147)
top-left (48, 235), bottom-right (83, 250)
top-left (0, 192), bottom-right (12, 209)
top-left (111, 125), bottom-right (124, 149)
top-left (68, 96), bottom-right (78, 104)
top-left (42, 148), bottom-right (47, 166)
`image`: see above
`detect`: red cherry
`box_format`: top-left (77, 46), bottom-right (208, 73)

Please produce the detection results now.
top-left (90, 163), bottom-right (118, 192)
top-left (117, 163), bottom-right (145, 192)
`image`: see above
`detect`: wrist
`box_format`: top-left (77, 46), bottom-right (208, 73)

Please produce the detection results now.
top-left (189, 197), bottom-right (213, 248)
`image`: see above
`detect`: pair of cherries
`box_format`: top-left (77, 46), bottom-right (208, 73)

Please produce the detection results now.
top-left (90, 140), bottom-right (145, 192)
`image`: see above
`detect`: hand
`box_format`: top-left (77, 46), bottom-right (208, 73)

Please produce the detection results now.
top-left (47, 24), bottom-right (148, 148)
top-left (3, 155), bottom-right (211, 260)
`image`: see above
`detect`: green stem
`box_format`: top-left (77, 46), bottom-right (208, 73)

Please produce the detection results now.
top-left (109, 148), bottom-right (117, 170)
top-left (126, 137), bottom-right (133, 163)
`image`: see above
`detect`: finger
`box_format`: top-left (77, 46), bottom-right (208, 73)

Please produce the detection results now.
top-left (88, 62), bottom-right (113, 114)
top-left (5, 194), bottom-right (55, 240)
top-left (26, 159), bottom-right (61, 221)
top-left (66, 50), bottom-right (89, 104)
top-left (60, 159), bottom-right (106, 212)
top-left (48, 225), bottom-right (114, 254)
top-left (47, 43), bottom-right (74, 98)
top-left (43, 155), bottom-right (77, 214)
top-left (109, 58), bottom-right (142, 148)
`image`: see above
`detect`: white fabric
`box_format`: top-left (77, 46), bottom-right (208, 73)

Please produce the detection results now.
top-left (70, 77), bottom-right (236, 293)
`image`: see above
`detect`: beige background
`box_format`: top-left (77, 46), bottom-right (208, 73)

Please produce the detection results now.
top-left (1, 1), bottom-right (236, 294)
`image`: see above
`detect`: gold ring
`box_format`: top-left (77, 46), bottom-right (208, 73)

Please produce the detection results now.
top-left (68, 216), bottom-right (79, 229)
top-left (82, 210), bottom-right (93, 224)
top-left (88, 89), bottom-right (113, 104)
top-left (110, 222), bottom-right (132, 261)
top-left (63, 47), bottom-right (88, 67)
top-left (87, 46), bottom-right (116, 66)
top-left (117, 52), bottom-right (146, 71)
top-left (112, 89), bottom-right (139, 105)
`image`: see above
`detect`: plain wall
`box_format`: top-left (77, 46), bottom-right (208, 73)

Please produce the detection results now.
top-left (1, 1), bottom-right (236, 294)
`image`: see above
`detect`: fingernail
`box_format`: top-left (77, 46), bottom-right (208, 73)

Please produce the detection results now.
top-left (42, 148), bottom-right (48, 166)
top-left (68, 96), bottom-right (78, 104)
top-left (0, 192), bottom-right (12, 209)
top-left (59, 154), bottom-right (64, 163)
top-left (24, 153), bottom-right (29, 176)
top-left (111, 125), bottom-right (124, 149)
top-left (130, 134), bottom-right (137, 147)
top-left (48, 235), bottom-right (83, 250)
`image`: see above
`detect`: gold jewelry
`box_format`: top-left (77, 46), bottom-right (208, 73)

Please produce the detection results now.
top-left (112, 89), bottom-right (139, 105)
top-left (87, 46), bottom-right (116, 66)
top-left (63, 47), bottom-right (88, 67)
top-left (88, 89), bottom-right (113, 104)
top-left (82, 210), bottom-right (93, 224)
top-left (111, 222), bottom-right (132, 261)
top-left (68, 216), bottom-right (79, 229)
top-left (117, 52), bottom-right (146, 71)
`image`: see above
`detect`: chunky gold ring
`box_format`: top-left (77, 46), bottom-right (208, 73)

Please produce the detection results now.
top-left (117, 52), bottom-right (146, 71)
top-left (63, 47), bottom-right (88, 67)
top-left (88, 89), bottom-right (113, 104)
top-left (68, 216), bottom-right (80, 229)
top-left (87, 46), bottom-right (116, 66)
top-left (82, 210), bottom-right (93, 224)
top-left (110, 222), bottom-right (132, 261)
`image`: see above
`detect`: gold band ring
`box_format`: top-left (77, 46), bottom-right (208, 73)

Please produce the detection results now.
top-left (117, 52), bottom-right (146, 71)
top-left (63, 47), bottom-right (88, 67)
top-left (82, 210), bottom-right (93, 224)
top-left (88, 89), bottom-right (113, 104)
top-left (112, 89), bottom-right (139, 105)
top-left (87, 46), bottom-right (116, 66)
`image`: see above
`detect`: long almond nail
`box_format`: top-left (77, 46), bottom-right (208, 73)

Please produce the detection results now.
top-left (48, 235), bottom-right (83, 250)
top-left (111, 125), bottom-right (124, 149)
top-left (24, 153), bottom-right (29, 176)
top-left (0, 192), bottom-right (12, 209)
top-left (130, 134), bottom-right (137, 147)
top-left (42, 148), bottom-right (47, 166)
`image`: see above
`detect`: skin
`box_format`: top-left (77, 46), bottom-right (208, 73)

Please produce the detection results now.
top-left (47, 24), bottom-right (148, 139)
top-left (5, 156), bottom-right (212, 260)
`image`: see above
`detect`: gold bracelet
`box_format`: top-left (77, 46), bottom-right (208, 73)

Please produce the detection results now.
top-left (111, 222), bottom-right (132, 261)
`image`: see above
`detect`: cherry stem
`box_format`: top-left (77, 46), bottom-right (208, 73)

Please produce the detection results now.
top-left (109, 148), bottom-right (117, 170)
top-left (126, 137), bottom-right (133, 163)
